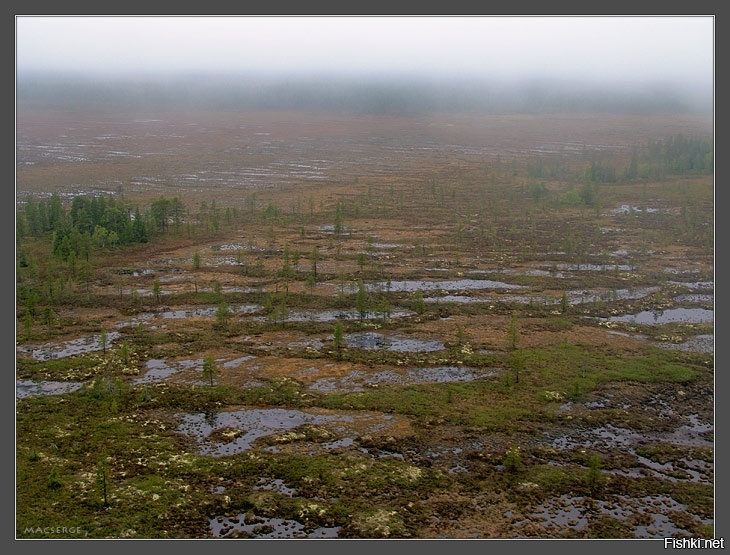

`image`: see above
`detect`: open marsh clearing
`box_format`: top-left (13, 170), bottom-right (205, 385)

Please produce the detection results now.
top-left (16, 107), bottom-right (714, 539)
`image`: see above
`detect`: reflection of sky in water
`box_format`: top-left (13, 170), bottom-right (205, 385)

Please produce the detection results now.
top-left (550, 416), bottom-right (712, 452)
top-left (668, 281), bottom-right (714, 290)
top-left (309, 366), bottom-right (498, 393)
top-left (606, 204), bottom-right (665, 215)
top-left (16, 380), bottom-right (84, 399)
top-left (601, 308), bottom-right (713, 325)
top-left (367, 279), bottom-right (523, 293)
top-left (133, 358), bottom-right (203, 384)
top-left (210, 513), bottom-right (340, 539)
top-left (273, 308), bottom-right (414, 322)
top-left (222, 355), bottom-right (257, 368)
top-left (144, 305), bottom-right (261, 320)
top-left (344, 332), bottom-right (444, 352)
top-left (16, 331), bottom-right (121, 361)
top-left (176, 407), bottom-right (393, 457)
top-left (674, 294), bottom-right (714, 304)
top-left (521, 494), bottom-right (703, 538)
top-left (658, 334), bottom-right (713, 354)
top-left (556, 263), bottom-right (632, 271)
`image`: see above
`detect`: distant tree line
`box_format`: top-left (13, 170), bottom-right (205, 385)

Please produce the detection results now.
top-left (644, 134), bottom-right (713, 175)
top-left (16, 73), bottom-right (709, 116)
top-left (524, 133), bottom-right (712, 187)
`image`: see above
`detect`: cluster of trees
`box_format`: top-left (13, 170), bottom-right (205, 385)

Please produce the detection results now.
top-left (524, 134), bottom-right (712, 190)
top-left (16, 194), bottom-right (197, 263)
top-left (19, 194), bottom-right (143, 260)
top-left (644, 134), bottom-right (713, 174)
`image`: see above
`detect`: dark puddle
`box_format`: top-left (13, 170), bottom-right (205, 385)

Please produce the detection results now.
top-left (344, 332), bottom-right (444, 352)
top-left (16, 379), bottom-right (84, 399)
top-left (566, 287), bottom-right (660, 305)
top-left (254, 478), bottom-right (297, 497)
top-left (264, 307), bottom-right (414, 323)
top-left (600, 308), bottom-right (713, 325)
top-left (515, 494), bottom-right (708, 538)
top-left (545, 411), bottom-right (712, 484)
top-left (422, 287), bottom-right (661, 307)
top-left (607, 204), bottom-right (666, 215)
top-left (674, 294), bottom-right (714, 304)
top-left (128, 304), bottom-right (262, 322)
top-left (555, 263), bottom-right (633, 272)
top-left (424, 294), bottom-right (483, 304)
top-left (658, 334), bottom-right (714, 354)
top-left (16, 331), bottom-right (121, 361)
top-left (175, 407), bottom-right (399, 457)
top-left (308, 366), bottom-right (499, 393)
top-left (507, 268), bottom-right (568, 278)
top-left (668, 280), bottom-right (714, 291)
top-left (133, 358), bottom-right (203, 384)
top-left (367, 278), bottom-right (523, 293)
top-left (407, 366), bottom-right (497, 383)
top-left (222, 355), bottom-right (258, 369)
top-left (111, 268), bottom-right (153, 277)
top-left (210, 514), bottom-right (340, 539)
top-left (549, 415), bottom-right (712, 452)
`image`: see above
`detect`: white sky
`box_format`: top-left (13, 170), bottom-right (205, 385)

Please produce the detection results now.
top-left (15, 15), bottom-right (714, 87)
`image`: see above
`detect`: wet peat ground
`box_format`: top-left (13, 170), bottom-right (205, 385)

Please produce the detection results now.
top-left (16, 108), bottom-right (714, 539)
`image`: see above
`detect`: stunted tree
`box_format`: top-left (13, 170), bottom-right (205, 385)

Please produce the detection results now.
top-left (119, 340), bottom-right (131, 366)
top-left (377, 296), bottom-right (392, 324)
top-left (333, 321), bottom-right (345, 355)
top-left (99, 330), bottom-right (108, 355)
top-left (215, 302), bottom-right (231, 330)
top-left (152, 278), bottom-right (161, 304)
top-left (202, 355), bottom-right (218, 386)
top-left (560, 291), bottom-right (569, 314)
top-left (42, 306), bottom-right (56, 333)
top-left (413, 290), bottom-right (425, 315)
top-left (276, 294), bottom-right (289, 329)
top-left (355, 280), bottom-right (369, 320)
top-left (333, 201), bottom-right (344, 236)
top-left (586, 453), bottom-right (604, 497)
top-left (96, 455), bottom-right (110, 508)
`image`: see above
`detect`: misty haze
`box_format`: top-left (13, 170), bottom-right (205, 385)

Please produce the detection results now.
top-left (16, 16), bottom-right (714, 542)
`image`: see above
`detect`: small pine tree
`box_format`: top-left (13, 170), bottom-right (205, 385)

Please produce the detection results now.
top-left (586, 453), bottom-right (604, 496)
top-left (202, 356), bottom-right (218, 386)
top-left (99, 330), bottom-right (108, 355)
top-left (215, 302), bottom-right (231, 330)
top-left (96, 456), bottom-right (109, 508)
top-left (333, 321), bottom-right (344, 352)
top-left (152, 278), bottom-right (161, 303)
top-left (119, 340), bottom-right (131, 366)
top-left (413, 290), bottom-right (425, 315)
top-left (560, 291), bottom-right (569, 314)
top-left (355, 280), bottom-right (368, 320)
top-left (503, 446), bottom-right (522, 473)
top-left (42, 306), bottom-right (56, 333)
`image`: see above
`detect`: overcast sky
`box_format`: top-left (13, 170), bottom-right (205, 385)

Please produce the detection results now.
top-left (16, 15), bottom-right (714, 89)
